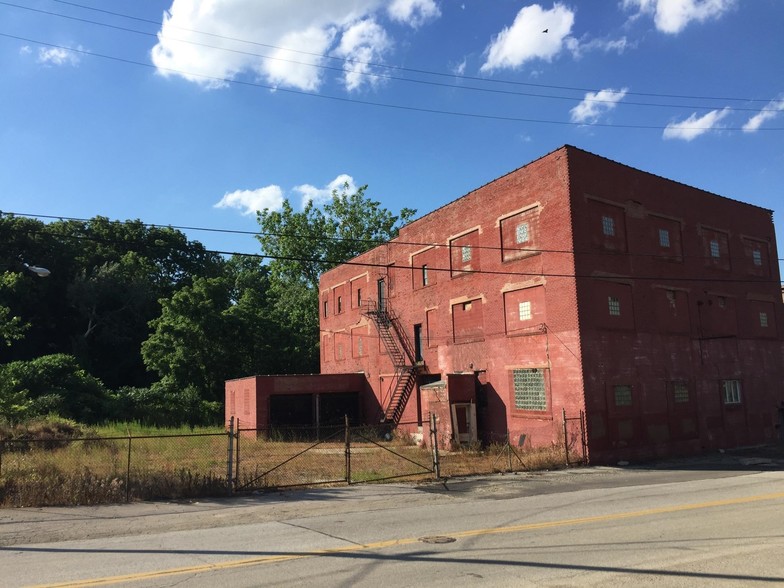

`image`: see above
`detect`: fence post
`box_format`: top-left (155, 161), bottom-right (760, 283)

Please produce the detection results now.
top-left (430, 412), bottom-right (440, 480)
top-left (580, 410), bottom-right (588, 465)
top-left (227, 416), bottom-right (234, 494)
top-left (125, 433), bottom-right (132, 503)
top-left (344, 414), bottom-right (351, 485)
top-left (235, 418), bottom-right (240, 490)
top-left (562, 408), bottom-right (570, 467)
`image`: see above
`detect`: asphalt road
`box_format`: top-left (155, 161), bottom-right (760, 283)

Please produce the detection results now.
top-left (2, 452), bottom-right (783, 587)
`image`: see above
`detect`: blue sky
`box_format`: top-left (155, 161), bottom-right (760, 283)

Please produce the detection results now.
top-left (1, 0), bottom-right (783, 277)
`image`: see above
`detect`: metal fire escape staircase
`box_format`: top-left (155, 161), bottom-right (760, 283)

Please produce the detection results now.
top-left (362, 300), bottom-right (420, 424)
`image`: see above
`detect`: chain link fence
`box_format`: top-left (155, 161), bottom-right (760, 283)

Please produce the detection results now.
top-left (0, 432), bottom-right (229, 507)
top-left (1, 412), bottom-right (584, 507)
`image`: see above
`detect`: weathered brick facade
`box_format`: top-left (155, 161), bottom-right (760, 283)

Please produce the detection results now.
top-left (319, 145), bottom-right (784, 463)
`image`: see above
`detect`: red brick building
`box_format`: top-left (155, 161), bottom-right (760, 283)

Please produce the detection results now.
top-left (317, 145), bottom-right (784, 462)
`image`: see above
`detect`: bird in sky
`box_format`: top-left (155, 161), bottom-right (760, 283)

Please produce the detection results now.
top-left (543, 28), bottom-right (548, 33)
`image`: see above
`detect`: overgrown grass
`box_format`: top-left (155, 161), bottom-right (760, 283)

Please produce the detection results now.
top-left (1, 419), bottom-right (576, 507)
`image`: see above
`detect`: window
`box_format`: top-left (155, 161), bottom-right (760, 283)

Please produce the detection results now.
top-left (461, 245), bottom-right (472, 262)
top-left (658, 229), bottom-right (670, 248)
top-left (614, 385), bottom-right (633, 407)
top-left (337, 296), bottom-right (342, 314)
top-left (463, 301), bottom-right (472, 311)
top-left (357, 288), bottom-right (362, 307)
top-left (760, 312), bottom-right (769, 328)
top-left (602, 215), bottom-right (615, 236)
top-left (516, 223), bottom-right (530, 244)
top-left (357, 337), bottom-right (363, 356)
top-left (752, 250), bottom-right (762, 266)
top-left (512, 369), bottom-right (546, 411)
top-left (710, 239), bottom-right (721, 258)
top-left (673, 382), bottom-right (689, 403)
top-left (608, 296), bottom-right (621, 316)
top-left (323, 300), bottom-right (328, 317)
top-left (422, 264), bottom-right (429, 286)
top-left (518, 301), bottom-right (532, 321)
top-left (722, 380), bottom-right (741, 404)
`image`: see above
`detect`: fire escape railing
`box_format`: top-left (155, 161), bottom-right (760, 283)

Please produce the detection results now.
top-left (361, 299), bottom-right (422, 424)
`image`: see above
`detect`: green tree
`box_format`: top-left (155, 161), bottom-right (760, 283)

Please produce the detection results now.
top-left (0, 354), bottom-right (109, 423)
top-left (141, 256), bottom-right (280, 403)
top-left (0, 213), bottom-right (224, 389)
top-left (0, 272), bottom-right (28, 347)
top-left (256, 184), bottom-right (416, 372)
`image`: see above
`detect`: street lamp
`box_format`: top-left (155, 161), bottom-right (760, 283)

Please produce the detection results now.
top-left (20, 259), bottom-right (51, 278)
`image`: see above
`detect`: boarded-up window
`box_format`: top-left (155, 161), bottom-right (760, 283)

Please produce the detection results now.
top-left (588, 200), bottom-right (626, 252)
top-left (614, 385), bottom-right (633, 406)
top-left (426, 308), bottom-right (439, 348)
top-left (452, 298), bottom-right (484, 343)
top-left (654, 289), bottom-right (690, 334)
top-left (701, 228), bottom-right (730, 270)
top-left (412, 247), bottom-right (440, 289)
top-left (504, 286), bottom-right (546, 334)
top-left (450, 230), bottom-right (480, 276)
top-left (500, 207), bottom-right (539, 261)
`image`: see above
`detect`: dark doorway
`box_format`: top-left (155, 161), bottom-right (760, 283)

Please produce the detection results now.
top-left (377, 278), bottom-right (386, 312)
top-left (414, 323), bottom-right (423, 362)
top-left (269, 394), bottom-right (314, 427)
top-left (319, 392), bottom-right (360, 426)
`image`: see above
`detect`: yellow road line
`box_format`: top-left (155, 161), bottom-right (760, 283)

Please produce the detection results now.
top-left (32, 490), bottom-right (784, 587)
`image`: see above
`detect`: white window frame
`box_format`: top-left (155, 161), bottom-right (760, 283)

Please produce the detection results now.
top-left (518, 301), bottom-right (532, 321)
top-left (461, 245), bottom-right (472, 263)
top-left (422, 264), bottom-right (429, 286)
top-left (710, 239), bottom-right (721, 258)
top-left (722, 380), bottom-right (741, 405)
top-left (658, 228), bottom-right (670, 248)
top-left (752, 249), bottom-right (763, 266)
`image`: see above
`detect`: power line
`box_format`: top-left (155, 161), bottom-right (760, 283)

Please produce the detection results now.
top-left (43, 0), bottom-right (782, 105)
top-left (7, 211), bottom-right (784, 266)
top-left (2, 1), bottom-right (778, 113)
top-left (3, 29), bottom-right (781, 131)
top-left (5, 213), bottom-right (782, 286)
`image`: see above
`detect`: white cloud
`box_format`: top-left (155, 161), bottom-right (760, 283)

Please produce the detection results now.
top-left (452, 58), bottom-right (467, 76)
top-left (743, 98), bottom-right (784, 133)
top-left (151, 1), bottom-right (439, 92)
top-left (662, 108), bottom-right (730, 141)
top-left (571, 36), bottom-right (634, 59)
top-left (294, 174), bottom-right (357, 208)
top-left (480, 3), bottom-right (575, 73)
top-left (214, 185), bottom-right (285, 215)
top-left (37, 46), bottom-right (82, 66)
top-left (623, 0), bottom-right (736, 34)
top-left (387, 0), bottom-right (440, 28)
top-left (19, 45), bottom-right (32, 55)
top-left (332, 19), bottom-right (391, 92)
top-left (570, 88), bottom-right (628, 124)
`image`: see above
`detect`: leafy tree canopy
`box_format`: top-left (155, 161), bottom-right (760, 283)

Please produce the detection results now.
top-left (255, 184), bottom-right (416, 372)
